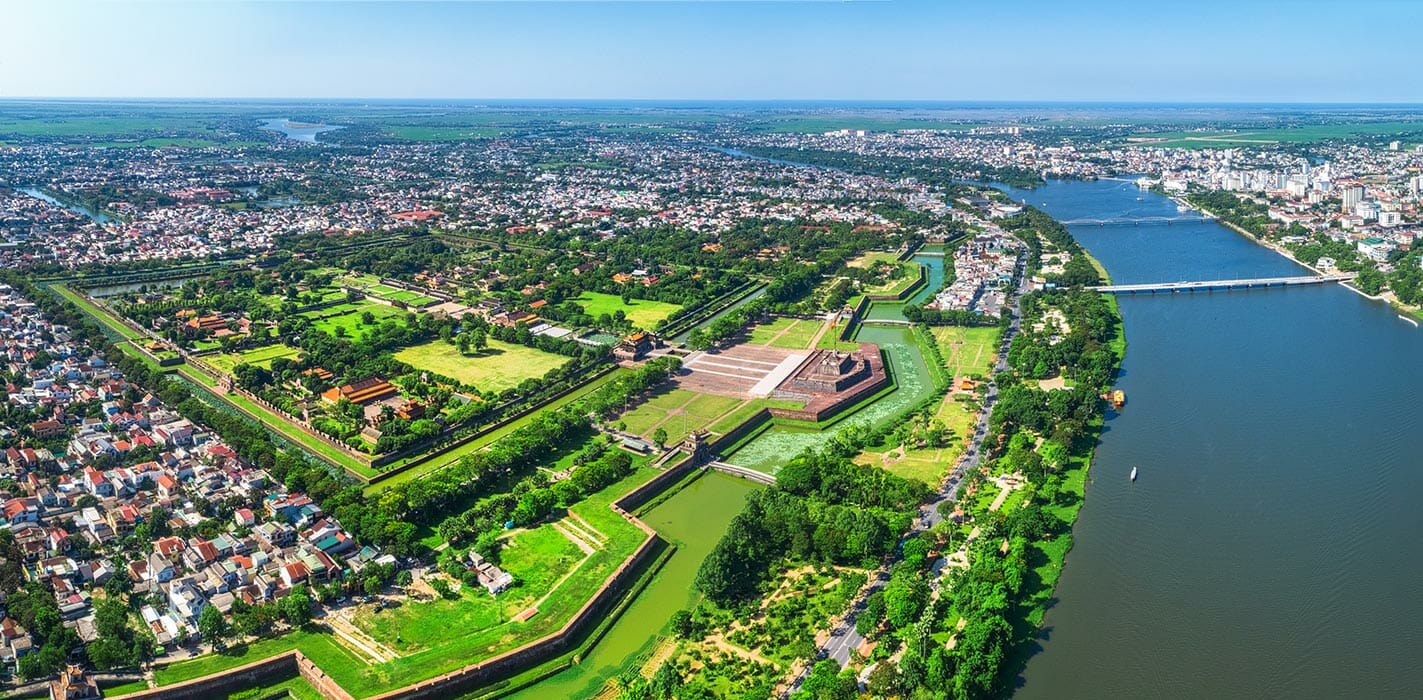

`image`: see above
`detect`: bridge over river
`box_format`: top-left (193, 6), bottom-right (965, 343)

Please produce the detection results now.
top-left (1093, 273), bottom-right (1356, 295)
top-left (1060, 214), bottom-right (1214, 226)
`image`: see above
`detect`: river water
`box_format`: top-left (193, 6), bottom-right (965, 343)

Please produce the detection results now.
top-left (16, 186), bottom-right (113, 223)
top-left (1006, 179), bottom-right (1423, 698)
top-left (259, 118), bottom-right (342, 142)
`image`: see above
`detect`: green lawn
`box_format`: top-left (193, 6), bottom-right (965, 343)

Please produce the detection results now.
top-left (932, 326), bottom-right (1000, 378)
top-left (862, 262), bottom-right (922, 297)
top-left (846, 251), bottom-right (903, 269)
top-left (367, 284), bottom-right (437, 306)
top-left (101, 679), bottom-right (151, 697)
top-left (620, 389), bottom-right (747, 444)
top-left (572, 292), bottom-right (680, 330)
top-left (304, 302), bottom-right (406, 341)
top-left (355, 526), bottom-right (585, 655)
top-left (52, 285), bottom-right (142, 340)
top-left (394, 338), bottom-right (571, 393)
top-left (153, 628), bottom-right (355, 686)
top-left (745, 317), bottom-right (821, 350)
top-left (206, 344), bottom-right (302, 374)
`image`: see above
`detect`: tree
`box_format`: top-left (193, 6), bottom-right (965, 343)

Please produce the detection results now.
top-left (866, 661), bottom-right (902, 697)
top-left (470, 327), bottom-right (488, 352)
top-left (649, 660), bottom-right (681, 699)
top-left (280, 586), bottom-right (313, 626)
top-left (670, 609), bottom-right (695, 638)
top-left (799, 659), bottom-right (856, 700)
top-left (652, 427), bottom-right (668, 449)
top-left (1039, 439), bottom-right (1068, 471)
top-left (198, 605), bottom-right (229, 650)
top-left (883, 569), bottom-right (929, 631)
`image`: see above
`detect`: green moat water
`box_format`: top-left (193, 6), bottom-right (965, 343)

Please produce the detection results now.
top-left (501, 472), bottom-right (760, 699)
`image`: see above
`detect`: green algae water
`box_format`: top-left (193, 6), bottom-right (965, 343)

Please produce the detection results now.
top-left (501, 472), bottom-right (760, 699)
top-left (724, 325), bottom-right (935, 474)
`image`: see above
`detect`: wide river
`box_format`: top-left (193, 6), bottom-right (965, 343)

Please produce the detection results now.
top-left (1008, 179), bottom-right (1423, 698)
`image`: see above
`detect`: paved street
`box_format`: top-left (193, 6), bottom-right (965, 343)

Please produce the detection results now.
top-left (789, 257), bottom-right (1029, 689)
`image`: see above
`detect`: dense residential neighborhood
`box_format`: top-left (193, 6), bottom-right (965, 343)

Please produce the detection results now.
top-left (0, 282), bottom-right (386, 678)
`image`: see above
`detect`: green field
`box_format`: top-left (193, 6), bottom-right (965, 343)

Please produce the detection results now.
top-left (303, 302), bottom-right (406, 341)
top-left (386, 126), bottom-right (506, 141)
top-left (745, 317), bottom-right (821, 350)
top-left (52, 286), bottom-right (142, 340)
top-left (153, 628), bottom-right (358, 686)
top-left (619, 388), bottom-right (747, 444)
top-left (354, 525), bottom-right (586, 655)
top-left (206, 344), bottom-right (302, 374)
top-left (572, 292), bottom-right (680, 329)
top-left (846, 251), bottom-right (903, 269)
top-left (366, 284), bottom-right (437, 306)
top-left (1125, 120), bottom-right (1423, 149)
top-left (394, 338), bottom-right (570, 393)
top-left (755, 117), bottom-right (975, 134)
top-left (932, 326), bottom-right (1000, 378)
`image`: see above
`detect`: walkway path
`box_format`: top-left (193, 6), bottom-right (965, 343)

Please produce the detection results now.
top-left (806, 311), bottom-right (839, 349)
top-left (788, 251), bottom-right (1031, 693)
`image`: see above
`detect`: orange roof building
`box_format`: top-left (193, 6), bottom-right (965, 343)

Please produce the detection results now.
top-left (320, 377), bottom-right (398, 405)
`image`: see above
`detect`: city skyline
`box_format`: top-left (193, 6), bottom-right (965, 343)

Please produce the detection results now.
top-left (2, 0), bottom-right (1420, 102)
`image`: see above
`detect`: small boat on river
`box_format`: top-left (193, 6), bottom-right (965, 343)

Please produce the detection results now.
top-left (1130, 466), bottom-right (1138, 481)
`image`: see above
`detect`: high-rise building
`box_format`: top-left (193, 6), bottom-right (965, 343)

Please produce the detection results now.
top-left (1341, 185), bottom-right (1365, 211)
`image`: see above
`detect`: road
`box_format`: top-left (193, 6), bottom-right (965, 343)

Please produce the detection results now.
top-left (788, 257), bottom-right (1030, 691)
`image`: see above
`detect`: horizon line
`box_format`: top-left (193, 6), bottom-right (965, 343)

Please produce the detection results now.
top-left (3, 96), bottom-right (1423, 107)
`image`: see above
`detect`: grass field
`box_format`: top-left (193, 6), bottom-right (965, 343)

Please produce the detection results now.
top-left (394, 338), bottom-right (570, 393)
top-left (619, 388), bottom-right (747, 444)
top-left (355, 525), bottom-right (586, 655)
top-left (386, 126), bottom-right (505, 141)
top-left (745, 317), bottom-right (821, 350)
top-left (755, 117), bottom-right (974, 134)
top-left (366, 284), bottom-right (437, 306)
top-left (572, 291), bottom-right (680, 330)
top-left (932, 326), bottom-right (1000, 378)
top-left (863, 263), bottom-right (922, 297)
top-left (846, 251), bottom-right (903, 269)
top-left (205, 344), bottom-right (302, 374)
top-left (303, 302), bottom-right (406, 341)
top-left (1125, 120), bottom-right (1423, 149)
top-left (153, 628), bottom-right (359, 686)
top-left (52, 286), bottom-right (143, 340)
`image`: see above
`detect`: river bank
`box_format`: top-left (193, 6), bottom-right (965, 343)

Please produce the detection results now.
top-left (1185, 198), bottom-right (1406, 309)
top-left (1009, 177), bottom-right (1423, 699)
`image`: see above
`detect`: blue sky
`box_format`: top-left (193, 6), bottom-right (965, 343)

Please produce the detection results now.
top-left (1, 0), bottom-right (1419, 102)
